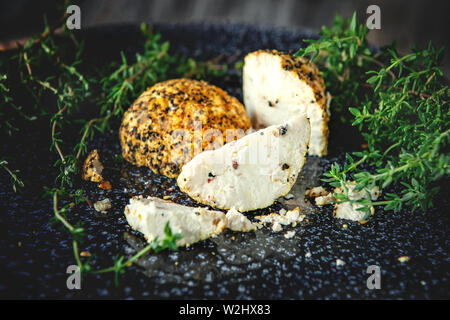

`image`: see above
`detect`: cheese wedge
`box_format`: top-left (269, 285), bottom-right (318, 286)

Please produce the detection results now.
top-left (124, 196), bottom-right (227, 247)
top-left (243, 50), bottom-right (329, 156)
top-left (177, 115), bottom-right (310, 212)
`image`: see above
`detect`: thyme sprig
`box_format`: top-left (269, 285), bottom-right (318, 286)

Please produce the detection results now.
top-left (1, 4), bottom-right (227, 287)
top-left (51, 188), bottom-right (181, 286)
top-left (298, 13), bottom-right (449, 217)
top-left (0, 160), bottom-right (24, 192)
top-left (295, 12), bottom-right (374, 120)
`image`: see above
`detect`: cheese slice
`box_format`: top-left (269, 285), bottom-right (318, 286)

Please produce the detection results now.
top-left (124, 196), bottom-right (227, 247)
top-left (243, 50), bottom-right (329, 156)
top-left (177, 115), bottom-right (310, 212)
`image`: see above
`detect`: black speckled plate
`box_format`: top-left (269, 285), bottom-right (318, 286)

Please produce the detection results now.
top-left (0, 23), bottom-right (448, 299)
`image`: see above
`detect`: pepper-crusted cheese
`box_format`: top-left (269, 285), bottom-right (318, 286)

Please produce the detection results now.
top-left (81, 149), bottom-right (104, 182)
top-left (119, 79), bottom-right (252, 178)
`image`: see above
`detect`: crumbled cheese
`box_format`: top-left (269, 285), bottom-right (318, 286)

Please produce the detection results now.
top-left (315, 192), bottom-right (334, 206)
top-left (284, 230), bottom-right (295, 239)
top-left (272, 222), bottom-right (283, 232)
top-left (336, 259), bottom-right (346, 267)
top-left (225, 207), bottom-right (258, 232)
top-left (255, 207), bottom-right (305, 232)
top-left (334, 183), bottom-right (380, 221)
top-left (305, 186), bottom-right (329, 198)
top-left (93, 198), bottom-right (112, 213)
top-left (304, 186), bottom-right (335, 206)
top-left (397, 256), bottom-right (410, 263)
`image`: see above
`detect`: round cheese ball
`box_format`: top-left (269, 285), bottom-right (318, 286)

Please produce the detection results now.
top-left (119, 78), bottom-right (252, 178)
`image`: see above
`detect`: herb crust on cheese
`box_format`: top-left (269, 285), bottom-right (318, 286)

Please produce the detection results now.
top-left (119, 79), bottom-right (252, 178)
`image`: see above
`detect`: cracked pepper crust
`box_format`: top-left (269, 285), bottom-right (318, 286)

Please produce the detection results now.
top-left (119, 79), bottom-right (252, 178)
top-left (244, 49), bottom-right (329, 156)
top-left (81, 149), bottom-right (104, 183)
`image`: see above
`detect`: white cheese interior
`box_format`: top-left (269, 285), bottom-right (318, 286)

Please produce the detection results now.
top-left (177, 115), bottom-right (310, 212)
top-left (243, 51), bottom-right (328, 156)
top-left (124, 196), bottom-right (227, 247)
top-left (226, 207), bottom-right (258, 232)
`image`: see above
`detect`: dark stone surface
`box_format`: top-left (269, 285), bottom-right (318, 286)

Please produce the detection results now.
top-left (0, 23), bottom-right (448, 299)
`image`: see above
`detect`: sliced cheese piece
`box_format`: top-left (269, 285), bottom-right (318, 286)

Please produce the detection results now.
top-left (177, 115), bottom-right (311, 212)
top-left (124, 196), bottom-right (227, 247)
top-left (243, 49), bottom-right (329, 156)
top-left (226, 207), bottom-right (258, 232)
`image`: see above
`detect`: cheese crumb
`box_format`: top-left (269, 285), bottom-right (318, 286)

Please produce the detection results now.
top-left (336, 259), bottom-right (346, 267)
top-left (305, 186), bottom-right (328, 198)
top-left (272, 222), bottom-right (283, 232)
top-left (315, 192), bottom-right (335, 206)
top-left (226, 207), bottom-right (257, 232)
top-left (398, 256), bottom-right (410, 263)
top-left (94, 198), bottom-right (112, 213)
top-left (284, 230), bottom-right (295, 239)
top-left (334, 183), bottom-right (380, 221)
top-left (255, 207), bottom-right (304, 232)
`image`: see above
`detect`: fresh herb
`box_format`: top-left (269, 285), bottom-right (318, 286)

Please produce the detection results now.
top-left (52, 188), bottom-right (180, 286)
top-left (295, 12), bottom-right (374, 121)
top-left (297, 12), bottom-right (449, 218)
top-left (177, 56), bottom-right (228, 80)
top-left (1, 4), bottom-right (226, 286)
top-left (0, 160), bottom-right (24, 192)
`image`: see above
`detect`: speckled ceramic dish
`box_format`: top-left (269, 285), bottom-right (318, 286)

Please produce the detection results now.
top-left (0, 23), bottom-right (448, 299)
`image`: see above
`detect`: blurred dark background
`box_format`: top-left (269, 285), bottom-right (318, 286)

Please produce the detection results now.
top-left (1, 0), bottom-right (449, 75)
